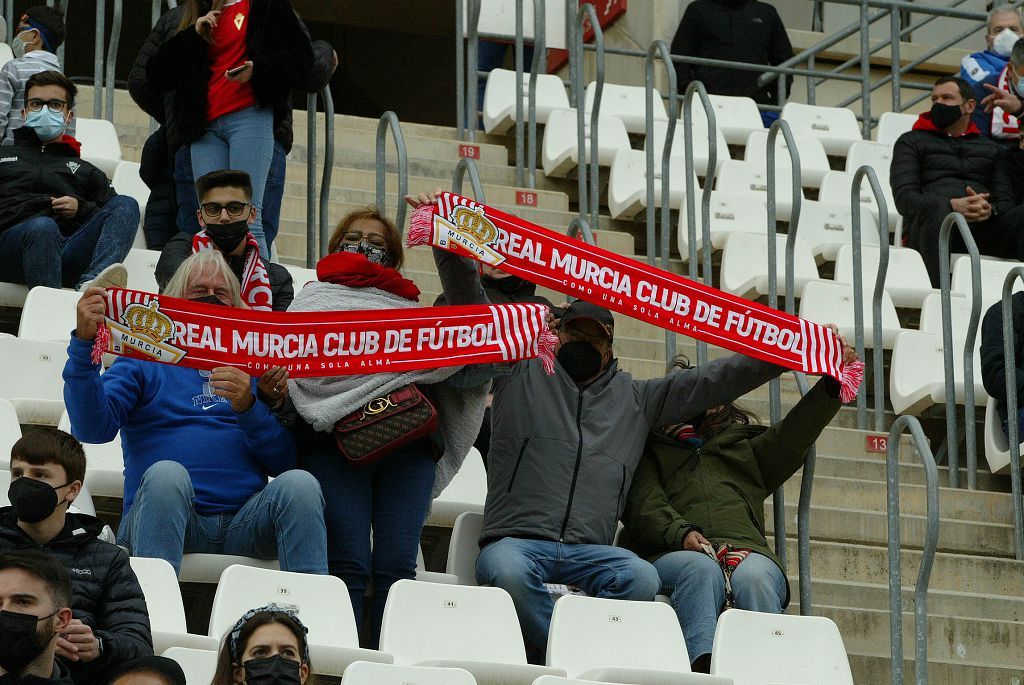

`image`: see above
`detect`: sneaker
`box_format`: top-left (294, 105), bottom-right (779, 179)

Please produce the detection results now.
top-left (78, 263), bottom-right (128, 292)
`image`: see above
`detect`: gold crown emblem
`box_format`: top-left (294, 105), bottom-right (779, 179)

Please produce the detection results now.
top-left (452, 206), bottom-right (497, 244)
top-left (123, 301), bottom-right (174, 343)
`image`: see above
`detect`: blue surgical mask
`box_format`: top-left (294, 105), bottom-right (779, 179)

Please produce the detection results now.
top-left (24, 108), bottom-right (67, 141)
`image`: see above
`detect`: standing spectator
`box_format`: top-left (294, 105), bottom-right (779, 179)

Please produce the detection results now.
top-left (980, 292), bottom-right (1024, 440)
top-left (0, 550), bottom-right (75, 684)
top-left (108, 657), bottom-right (186, 685)
top-left (960, 7), bottom-right (1023, 138)
top-left (670, 0), bottom-right (793, 125)
top-left (209, 606), bottom-right (313, 685)
top-left (890, 75), bottom-right (1013, 287)
top-left (620, 349), bottom-right (852, 673)
top-left (0, 71), bottom-right (137, 291)
top-left (0, 6), bottom-right (74, 145)
top-left (142, 0), bottom-right (315, 259)
top-left (1, 428), bottom-right (153, 684)
top-left (62, 251), bottom-right (328, 576)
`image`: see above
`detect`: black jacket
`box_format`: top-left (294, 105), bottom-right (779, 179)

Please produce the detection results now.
top-left (981, 292), bottom-right (1024, 425)
top-left (990, 146), bottom-right (1024, 216)
top-left (155, 231), bottom-right (295, 310)
top-left (433, 274), bottom-right (558, 310)
top-left (0, 128), bottom-right (115, 235)
top-left (0, 662), bottom-right (75, 685)
top-left (139, 0), bottom-right (316, 151)
top-left (670, 0), bottom-right (793, 106)
top-left (0, 509), bottom-right (153, 684)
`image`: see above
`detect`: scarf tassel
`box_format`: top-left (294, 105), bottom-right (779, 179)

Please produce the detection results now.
top-left (91, 323), bottom-right (109, 366)
top-left (407, 204), bottom-right (435, 248)
top-left (838, 359), bottom-right (864, 404)
top-left (538, 327), bottom-right (558, 376)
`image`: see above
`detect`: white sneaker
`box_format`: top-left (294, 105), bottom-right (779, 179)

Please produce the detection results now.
top-left (79, 263), bottom-right (128, 292)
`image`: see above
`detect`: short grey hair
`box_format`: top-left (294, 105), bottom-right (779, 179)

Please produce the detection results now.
top-left (162, 251), bottom-right (244, 307)
top-left (989, 7), bottom-right (1022, 33)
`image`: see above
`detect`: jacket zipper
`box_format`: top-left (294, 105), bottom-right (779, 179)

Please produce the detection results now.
top-left (559, 389), bottom-right (585, 540)
top-left (506, 438), bottom-right (530, 493)
top-left (695, 446), bottom-right (714, 532)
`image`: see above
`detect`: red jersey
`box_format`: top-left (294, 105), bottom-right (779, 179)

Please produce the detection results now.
top-left (206, 0), bottom-right (258, 122)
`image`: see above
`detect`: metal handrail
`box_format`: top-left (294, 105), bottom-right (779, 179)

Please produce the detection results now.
top-left (93, 0), bottom-right (105, 119)
top-left (850, 166), bottom-right (891, 432)
top-left (455, 0), bottom-right (466, 141)
top-left (567, 216), bottom-right (595, 245)
top-left (682, 81), bottom-right (717, 367)
top-left (793, 370), bottom-right (816, 616)
top-left (464, 0), bottom-right (483, 141)
top-left (572, 2), bottom-right (603, 231)
top-left (305, 92), bottom-right (318, 267)
top-left (319, 86), bottom-right (335, 261)
top-left (938, 213), bottom-right (981, 490)
top-left (453, 157), bottom-right (486, 201)
top-left (886, 415), bottom-right (940, 685)
top-left (1000, 268), bottom-right (1024, 561)
top-left (45, 0), bottom-right (68, 67)
top-left (376, 111), bottom-right (410, 235)
top-left (104, 0), bottom-right (123, 123)
top-left (524, 0), bottom-right (546, 189)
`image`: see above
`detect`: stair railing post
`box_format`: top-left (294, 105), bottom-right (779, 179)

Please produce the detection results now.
top-left (1000, 268), bottom-right (1024, 560)
top-left (376, 111), bottom-right (410, 235)
top-left (318, 86), bottom-right (335, 261)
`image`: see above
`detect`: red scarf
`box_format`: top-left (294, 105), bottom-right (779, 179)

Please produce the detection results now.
top-left (316, 251), bottom-right (421, 301)
top-left (192, 231), bottom-right (272, 312)
top-left (408, 193), bottom-right (862, 402)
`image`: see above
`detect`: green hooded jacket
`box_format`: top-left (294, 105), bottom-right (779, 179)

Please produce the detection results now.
top-left (619, 376), bottom-right (842, 606)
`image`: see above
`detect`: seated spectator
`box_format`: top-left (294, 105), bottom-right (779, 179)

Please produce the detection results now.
top-left (960, 7), bottom-right (1022, 138)
top-left (890, 75), bottom-right (1015, 287)
top-left (0, 428), bottom-right (152, 683)
top-left (981, 292), bottom-right (1024, 440)
top-left (0, 70), bottom-right (138, 290)
top-left (0, 6), bottom-right (75, 145)
top-left (988, 39), bottom-right (1024, 144)
top-left (620, 344), bottom-right (853, 673)
top-left (210, 605), bottom-right (313, 685)
top-left (0, 549), bottom-right (75, 684)
top-left (62, 251), bottom-right (328, 576)
top-left (475, 299), bottom-right (787, 661)
top-left (155, 170), bottom-right (294, 310)
top-left (670, 0), bottom-right (792, 125)
top-left (108, 656), bottom-right (185, 685)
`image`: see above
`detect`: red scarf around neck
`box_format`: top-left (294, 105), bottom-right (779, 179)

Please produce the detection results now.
top-left (192, 231), bottom-right (272, 312)
top-left (316, 251), bottom-right (421, 302)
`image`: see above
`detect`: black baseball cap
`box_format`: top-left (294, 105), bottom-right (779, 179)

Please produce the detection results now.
top-left (559, 300), bottom-right (614, 340)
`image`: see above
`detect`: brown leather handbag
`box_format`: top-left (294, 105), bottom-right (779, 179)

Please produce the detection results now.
top-left (333, 384), bottom-right (439, 466)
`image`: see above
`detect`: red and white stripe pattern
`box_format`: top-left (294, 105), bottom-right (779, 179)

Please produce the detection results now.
top-left (798, 318), bottom-right (843, 379)
top-left (192, 232), bottom-right (273, 312)
top-left (489, 302), bottom-right (555, 366)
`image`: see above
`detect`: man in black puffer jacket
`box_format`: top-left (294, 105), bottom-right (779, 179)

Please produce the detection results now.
top-left (0, 428), bottom-right (152, 684)
top-left (891, 75), bottom-right (1020, 287)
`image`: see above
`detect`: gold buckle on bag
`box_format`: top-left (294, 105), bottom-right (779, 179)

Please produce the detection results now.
top-left (361, 395), bottom-right (398, 420)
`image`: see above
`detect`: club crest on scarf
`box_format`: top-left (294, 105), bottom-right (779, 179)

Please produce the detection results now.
top-left (105, 295), bottom-right (187, 364)
top-left (430, 198), bottom-right (508, 268)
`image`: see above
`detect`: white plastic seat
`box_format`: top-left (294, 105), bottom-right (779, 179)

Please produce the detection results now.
top-left (209, 565), bottom-right (391, 676)
top-left (281, 264), bottom-right (317, 295)
top-left (542, 108), bottom-right (631, 178)
top-left (984, 397), bottom-right (1018, 474)
top-left (719, 233), bottom-right (819, 300)
top-left (161, 647), bottom-right (218, 685)
top-left (799, 280), bottom-right (903, 348)
top-left (889, 330), bottom-right (988, 415)
top-left (446, 511), bottom-right (484, 586)
top-left (0, 338), bottom-right (69, 425)
top-left (875, 111), bottom-right (918, 146)
top-left (918, 292), bottom-right (975, 339)
top-left (130, 557), bottom-right (218, 654)
top-left (707, 94), bottom-right (763, 146)
top-left (482, 68), bottom-right (569, 135)
top-left (0, 43), bottom-right (13, 71)
top-left (742, 130), bottom-right (830, 188)
top-left (585, 81), bottom-right (667, 135)
top-left (18, 287), bottom-right (79, 342)
top-left (57, 410), bottom-right (124, 499)
top-left (607, 148), bottom-right (701, 219)
top-left (342, 662), bottom-right (477, 685)
top-left (781, 102), bottom-right (862, 156)
top-left (75, 118), bottom-right (123, 177)
top-left (179, 554), bottom-right (279, 584)
top-left (428, 447), bottom-right (486, 527)
top-left (818, 170), bottom-right (901, 238)
top-left (111, 161), bottom-right (150, 248)
top-left (646, 118), bottom-right (730, 178)
top-left (0, 282), bottom-right (29, 307)
top-left (710, 609), bottom-right (853, 684)
top-left (844, 140), bottom-right (894, 183)
top-left (797, 200), bottom-right (880, 263)
top-left (416, 546), bottom-right (459, 585)
top-left (833, 244), bottom-right (936, 309)
top-left (678, 192), bottom-right (768, 259)
top-left (0, 399), bottom-right (21, 466)
top-left (952, 255), bottom-right (1024, 309)
top-left (380, 579), bottom-right (565, 685)
top-left (714, 160), bottom-right (804, 222)
top-left (123, 248), bottom-right (162, 294)
top-left (535, 674), bottom-right (728, 685)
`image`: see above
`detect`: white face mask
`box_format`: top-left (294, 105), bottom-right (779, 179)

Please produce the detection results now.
top-left (993, 27), bottom-right (1020, 58)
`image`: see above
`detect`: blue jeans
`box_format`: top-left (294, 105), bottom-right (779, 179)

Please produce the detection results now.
top-left (189, 106), bottom-right (274, 258)
top-left (475, 538), bottom-right (661, 656)
top-left (301, 441), bottom-right (436, 649)
top-left (116, 460), bottom-right (328, 576)
top-left (0, 195), bottom-right (139, 288)
top-left (653, 551), bottom-right (787, 663)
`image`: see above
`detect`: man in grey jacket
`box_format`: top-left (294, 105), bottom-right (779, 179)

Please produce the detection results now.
top-left (475, 300), bottom-right (786, 659)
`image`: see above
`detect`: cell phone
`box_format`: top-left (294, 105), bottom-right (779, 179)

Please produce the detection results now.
top-left (226, 63), bottom-right (250, 77)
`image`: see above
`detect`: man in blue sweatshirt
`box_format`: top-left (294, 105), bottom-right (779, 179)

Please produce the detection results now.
top-left (960, 7), bottom-right (1023, 137)
top-left (61, 251), bottom-right (328, 576)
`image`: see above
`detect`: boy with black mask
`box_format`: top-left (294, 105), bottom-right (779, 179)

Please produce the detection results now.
top-left (0, 428), bottom-right (152, 684)
top-left (155, 170), bottom-right (294, 311)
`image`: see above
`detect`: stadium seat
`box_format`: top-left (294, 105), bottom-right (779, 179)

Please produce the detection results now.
top-left (57, 410), bottom-right (124, 499)
top-left (678, 192), bottom-right (768, 259)
top-left (797, 200), bottom-right (880, 264)
top-left (875, 111), bottom-right (917, 146)
top-left (983, 397), bottom-right (1017, 474)
top-left (123, 248), bottom-right (162, 294)
top-left (75, 118), bottom-right (123, 177)
top-left (161, 647), bottom-right (218, 685)
top-left (482, 68), bottom-right (569, 135)
top-left (209, 565), bottom-right (391, 676)
top-left (130, 557), bottom-right (218, 653)
top-left (607, 148), bottom-right (701, 219)
top-left (0, 399), bottom-right (20, 465)
top-left (780, 102), bottom-right (863, 156)
top-left (889, 330), bottom-right (988, 415)
top-left (710, 609), bottom-right (853, 684)
top-left (427, 447), bottom-right (486, 527)
top-left (379, 579), bottom-right (565, 685)
top-left (646, 118), bottom-right (730, 178)
top-left (833, 245), bottom-right (936, 309)
top-left (714, 160), bottom-right (803, 222)
top-left (416, 546), bottom-right (459, 585)
top-left (446, 511), bottom-right (483, 586)
top-left (952, 255), bottom-right (1024, 308)
top-left (342, 661), bottom-right (477, 685)
top-left (111, 162), bottom-right (150, 248)
top-left (918, 292), bottom-right (975, 339)
top-left (818, 170), bottom-right (901, 239)
top-left (707, 94), bottom-right (763, 146)
top-left (585, 81), bottom-right (667, 135)
top-left (0, 43), bottom-right (13, 71)
top-left (742, 130), bottom-right (830, 188)
top-left (844, 140), bottom-right (894, 183)
top-left (178, 554), bottom-right (279, 584)
top-left (282, 263), bottom-right (318, 295)
top-left (0, 282), bottom-right (29, 307)
top-left (18, 287), bottom-right (79, 342)
top-left (799, 280), bottom-right (903, 348)
top-left (719, 233), bottom-right (819, 300)
top-left (535, 675), bottom-right (728, 685)
top-left (541, 108), bottom-right (631, 178)
top-left (0, 337), bottom-right (69, 425)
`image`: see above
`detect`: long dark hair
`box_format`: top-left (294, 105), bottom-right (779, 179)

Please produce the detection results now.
top-left (667, 354), bottom-right (760, 438)
top-left (210, 610), bottom-right (315, 685)
top-left (177, 0), bottom-right (226, 41)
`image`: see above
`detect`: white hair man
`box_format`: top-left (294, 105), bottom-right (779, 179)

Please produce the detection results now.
top-left (961, 7), bottom-right (1023, 137)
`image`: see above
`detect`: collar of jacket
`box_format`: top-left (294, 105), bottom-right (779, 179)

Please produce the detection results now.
top-left (11, 127), bottom-right (82, 155)
top-left (0, 507), bottom-right (106, 549)
top-left (913, 111), bottom-right (982, 137)
top-left (554, 357), bottom-right (620, 392)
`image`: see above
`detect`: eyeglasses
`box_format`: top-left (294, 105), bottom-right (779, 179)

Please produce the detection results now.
top-left (26, 98), bottom-right (67, 113)
top-left (340, 230), bottom-right (388, 247)
top-left (201, 201), bottom-right (250, 219)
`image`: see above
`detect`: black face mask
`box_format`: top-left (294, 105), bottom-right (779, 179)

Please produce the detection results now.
top-left (339, 241), bottom-right (392, 267)
top-left (930, 102), bottom-right (964, 130)
top-left (205, 219), bottom-right (250, 253)
top-left (0, 609), bottom-right (57, 675)
top-left (243, 654), bottom-right (302, 684)
top-left (189, 295), bottom-right (226, 307)
top-left (557, 340), bottom-right (605, 383)
top-left (8, 477), bottom-right (67, 524)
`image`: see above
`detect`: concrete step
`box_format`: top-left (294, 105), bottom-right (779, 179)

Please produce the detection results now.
top-left (848, 653), bottom-right (1024, 685)
top-left (808, 452), bottom-right (1008, 491)
top-left (293, 111), bottom-right (510, 147)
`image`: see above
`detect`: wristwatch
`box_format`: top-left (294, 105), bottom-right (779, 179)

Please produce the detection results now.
top-left (96, 636), bottom-right (105, 658)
